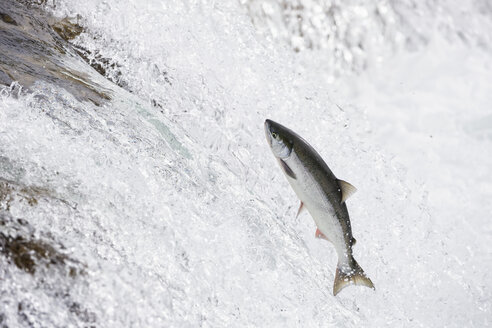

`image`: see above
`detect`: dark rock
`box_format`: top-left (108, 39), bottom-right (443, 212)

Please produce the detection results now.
top-left (0, 0), bottom-right (112, 105)
top-left (52, 17), bottom-right (83, 41)
top-left (0, 180), bottom-right (85, 276)
top-left (0, 218), bottom-right (84, 276)
top-left (0, 69), bottom-right (13, 86)
top-left (0, 12), bottom-right (18, 25)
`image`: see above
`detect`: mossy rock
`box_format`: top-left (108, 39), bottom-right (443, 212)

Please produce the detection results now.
top-left (0, 12), bottom-right (18, 25)
top-left (0, 221), bottom-right (85, 276)
top-left (0, 178), bottom-right (53, 210)
top-left (51, 17), bottom-right (83, 41)
top-left (0, 179), bottom-right (84, 276)
top-left (0, 1), bottom-right (112, 105)
top-left (0, 234), bottom-right (64, 273)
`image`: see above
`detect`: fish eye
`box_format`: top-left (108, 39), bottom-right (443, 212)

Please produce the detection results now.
top-left (271, 132), bottom-right (278, 139)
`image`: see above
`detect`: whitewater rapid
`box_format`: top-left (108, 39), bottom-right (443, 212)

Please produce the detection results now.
top-left (0, 0), bottom-right (490, 326)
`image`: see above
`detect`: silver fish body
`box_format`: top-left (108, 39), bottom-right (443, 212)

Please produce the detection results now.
top-left (264, 119), bottom-right (374, 295)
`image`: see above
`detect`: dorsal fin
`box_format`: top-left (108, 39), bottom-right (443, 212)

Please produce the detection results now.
top-left (337, 179), bottom-right (357, 203)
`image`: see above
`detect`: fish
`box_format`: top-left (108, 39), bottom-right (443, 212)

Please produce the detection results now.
top-left (264, 119), bottom-right (374, 296)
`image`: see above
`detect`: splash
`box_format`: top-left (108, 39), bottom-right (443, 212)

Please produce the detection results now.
top-left (0, 0), bottom-right (490, 326)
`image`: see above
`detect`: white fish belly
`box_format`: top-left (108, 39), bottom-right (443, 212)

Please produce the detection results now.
top-left (283, 155), bottom-right (347, 261)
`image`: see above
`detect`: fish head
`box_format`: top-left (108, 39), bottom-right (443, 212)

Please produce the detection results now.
top-left (264, 119), bottom-right (294, 159)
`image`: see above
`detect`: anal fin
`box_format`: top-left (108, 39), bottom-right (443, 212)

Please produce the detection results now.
top-left (315, 228), bottom-right (330, 242)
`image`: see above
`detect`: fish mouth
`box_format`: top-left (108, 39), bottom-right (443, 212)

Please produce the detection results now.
top-left (264, 119), bottom-right (273, 145)
top-left (265, 119), bottom-right (277, 135)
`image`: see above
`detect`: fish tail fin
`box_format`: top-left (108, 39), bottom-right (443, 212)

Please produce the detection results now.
top-left (333, 258), bottom-right (374, 296)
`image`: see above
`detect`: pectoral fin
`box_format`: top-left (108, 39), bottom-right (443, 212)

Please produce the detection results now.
top-left (296, 201), bottom-right (305, 218)
top-left (337, 179), bottom-right (357, 203)
top-left (279, 159), bottom-right (296, 179)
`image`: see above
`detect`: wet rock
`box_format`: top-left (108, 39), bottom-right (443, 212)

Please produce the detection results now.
top-left (0, 178), bottom-right (51, 210)
top-left (73, 44), bottom-right (128, 90)
top-left (52, 17), bottom-right (83, 41)
top-left (0, 0), bottom-right (112, 104)
top-left (0, 12), bottom-right (17, 25)
top-left (1, 234), bottom-right (63, 273)
top-left (0, 179), bottom-right (84, 276)
top-left (0, 212), bottom-right (85, 277)
top-left (0, 69), bottom-right (12, 86)
top-left (69, 302), bottom-right (97, 326)
top-left (0, 180), bottom-right (14, 211)
top-left (0, 313), bottom-right (6, 327)
top-left (0, 176), bottom-right (94, 326)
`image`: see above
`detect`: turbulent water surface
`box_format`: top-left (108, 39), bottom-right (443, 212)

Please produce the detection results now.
top-left (0, 0), bottom-right (491, 327)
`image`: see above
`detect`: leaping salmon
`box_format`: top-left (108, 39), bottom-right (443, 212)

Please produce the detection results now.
top-left (264, 119), bottom-right (374, 296)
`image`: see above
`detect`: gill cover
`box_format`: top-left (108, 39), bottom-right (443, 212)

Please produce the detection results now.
top-left (266, 125), bottom-right (293, 159)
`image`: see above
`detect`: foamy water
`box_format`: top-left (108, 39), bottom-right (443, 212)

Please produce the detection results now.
top-left (0, 0), bottom-right (490, 326)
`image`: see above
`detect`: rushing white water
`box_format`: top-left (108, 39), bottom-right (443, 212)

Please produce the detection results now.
top-left (0, 0), bottom-right (490, 327)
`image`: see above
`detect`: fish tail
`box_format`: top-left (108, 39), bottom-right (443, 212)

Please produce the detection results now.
top-left (333, 258), bottom-right (374, 296)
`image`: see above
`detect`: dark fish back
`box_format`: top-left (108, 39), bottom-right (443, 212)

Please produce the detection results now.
top-left (289, 130), bottom-right (354, 248)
